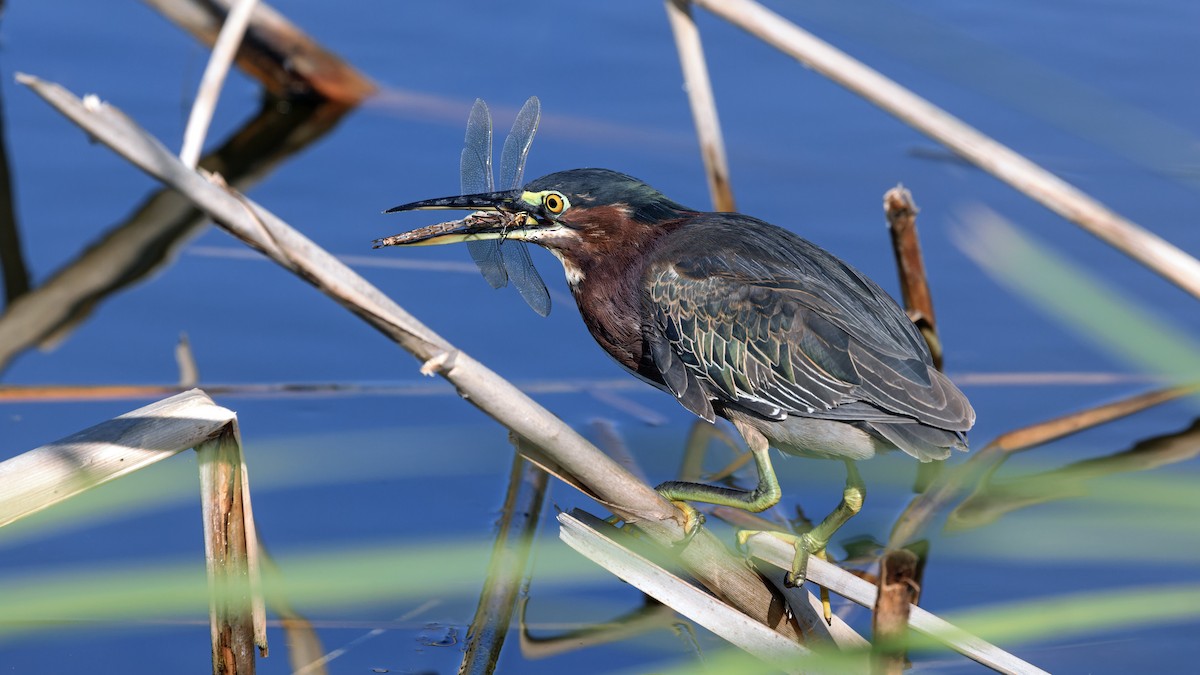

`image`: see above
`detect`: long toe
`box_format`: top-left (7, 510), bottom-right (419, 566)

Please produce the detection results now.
top-left (785, 532), bottom-right (827, 587)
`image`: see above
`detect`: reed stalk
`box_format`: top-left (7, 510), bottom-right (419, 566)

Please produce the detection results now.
top-left (692, 0), bottom-right (1200, 300)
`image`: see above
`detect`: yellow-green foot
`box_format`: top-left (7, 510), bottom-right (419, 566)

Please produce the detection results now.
top-left (735, 529), bottom-right (825, 586)
top-left (736, 528), bottom-right (835, 623)
top-left (605, 499), bottom-right (704, 551)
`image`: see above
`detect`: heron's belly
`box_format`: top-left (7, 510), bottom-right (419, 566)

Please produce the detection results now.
top-left (726, 410), bottom-right (888, 461)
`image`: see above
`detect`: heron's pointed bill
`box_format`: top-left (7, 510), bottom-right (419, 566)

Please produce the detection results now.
top-left (374, 189), bottom-right (532, 248)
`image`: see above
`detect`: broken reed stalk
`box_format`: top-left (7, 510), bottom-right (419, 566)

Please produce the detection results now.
top-left (197, 419), bottom-right (267, 672)
top-left (18, 74), bottom-right (809, 648)
top-left (0, 389), bottom-right (266, 670)
top-left (179, 43), bottom-right (257, 675)
top-left (179, 0), bottom-right (259, 168)
top-left (0, 389), bottom-right (231, 526)
top-left (883, 186), bottom-right (942, 370)
top-left (459, 441), bottom-right (550, 675)
top-left (871, 549), bottom-right (919, 675)
top-left (878, 182), bottom-right (940, 638)
top-left (691, 0), bottom-right (1200, 301)
top-left (664, 0), bottom-right (736, 212)
top-left (143, 0), bottom-right (375, 104)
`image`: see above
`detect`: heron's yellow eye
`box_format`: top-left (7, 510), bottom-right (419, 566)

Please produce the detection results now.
top-left (544, 192), bottom-right (566, 214)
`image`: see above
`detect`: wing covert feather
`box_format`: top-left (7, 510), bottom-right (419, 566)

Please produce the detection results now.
top-left (641, 214), bottom-right (973, 433)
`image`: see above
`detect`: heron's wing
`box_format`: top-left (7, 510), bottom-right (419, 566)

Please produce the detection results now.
top-left (645, 217), bottom-right (973, 432)
top-left (646, 263), bottom-right (856, 421)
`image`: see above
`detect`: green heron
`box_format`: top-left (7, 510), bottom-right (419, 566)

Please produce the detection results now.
top-left (377, 168), bottom-right (975, 587)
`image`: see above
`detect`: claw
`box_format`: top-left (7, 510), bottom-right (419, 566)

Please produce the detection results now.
top-left (788, 544), bottom-right (834, 624)
top-left (605, 500), bottom-right (703, 550)
top-left (667, 500), bottom-right (705, 549)
top-left (734, 529), bottom-right (754, 553)
top-left (784, 532), bottom-right (822, 587)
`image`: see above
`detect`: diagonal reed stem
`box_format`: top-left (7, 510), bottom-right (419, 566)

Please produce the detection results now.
top-left (692, 0), bottom-right (1200, 300)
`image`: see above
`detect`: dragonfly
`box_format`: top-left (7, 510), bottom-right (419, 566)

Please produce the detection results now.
top-left (457, 97), bottom-right (551, 316)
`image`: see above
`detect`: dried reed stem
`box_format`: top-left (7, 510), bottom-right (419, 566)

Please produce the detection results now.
top-left (872, 549), bottom-right (919, 675)
top-left (0, 389), bottom-right (265, 673)
top-left (692, 0), bottom-right (1200, 300)
top-left (883, 186), bottom-right (942, 369)
top-left (143, 0), bottom-right (375, 103)
top-left (197, 420), bottom-right (267, 672)
top-left (180, 0), bottom-right (259, 168)
top-left (0, 389), bottom-right (233, 527)
top-left (664, 0), bottom-right (736, 212)
top-left (992, 383), bottom-right (1200, 454)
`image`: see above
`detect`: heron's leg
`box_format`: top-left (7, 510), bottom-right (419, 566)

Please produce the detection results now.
top-left (787, 460), bottom-right (864, 585)
top-left (735, 460), bottom-right (864, 623)
top-left (655, 420), bottom-right (783, 515)
top-left (613, 422), bottom-right (770, 546)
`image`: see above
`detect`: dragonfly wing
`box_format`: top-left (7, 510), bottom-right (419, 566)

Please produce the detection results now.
top-left (499, 96), bottom-right (540, 189)
top-left (461, 99), bottom-right (508, 288)
top-left (498, 97), bottom-right (551, 314)
top-left (461, 99), bottom-right (493, 193)
top-left (504, 243), bottom-right (551, 317)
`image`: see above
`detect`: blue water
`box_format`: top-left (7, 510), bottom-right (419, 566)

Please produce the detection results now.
top-left (2, 0), bottom-right (1198, 672)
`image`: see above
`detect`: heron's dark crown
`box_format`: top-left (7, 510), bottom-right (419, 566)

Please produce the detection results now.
top-left (525, 168), bottom-right (692, 224)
